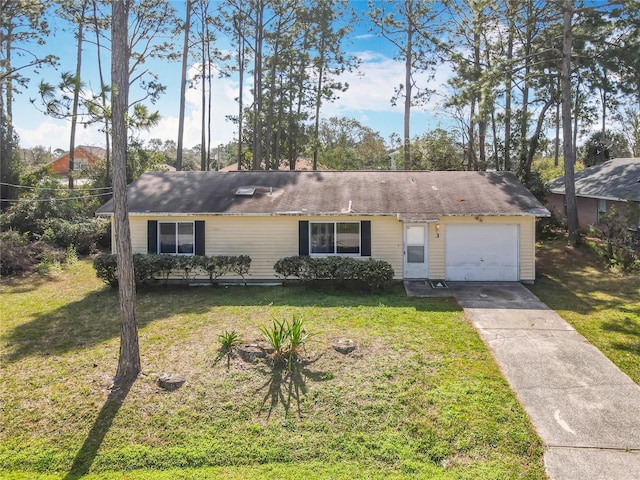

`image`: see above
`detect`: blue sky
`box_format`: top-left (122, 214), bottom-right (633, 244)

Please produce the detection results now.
top-left (12, 1), bottom-right (456, 152)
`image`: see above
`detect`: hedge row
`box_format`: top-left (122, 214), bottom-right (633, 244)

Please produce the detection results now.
top-left (273, 256), bottom-right (395, 292)
top-left (93, 253), bottom-right (251, 287)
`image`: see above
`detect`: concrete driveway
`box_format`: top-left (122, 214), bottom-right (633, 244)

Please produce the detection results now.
top-left (405, 281), bottom-right (640, 480)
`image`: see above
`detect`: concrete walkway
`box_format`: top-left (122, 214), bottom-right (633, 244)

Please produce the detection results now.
top-left (405, 281), bottom-right (640, 480)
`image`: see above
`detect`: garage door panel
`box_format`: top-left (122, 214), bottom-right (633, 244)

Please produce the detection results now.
top-left (445, 224), bottom-right (519, 281)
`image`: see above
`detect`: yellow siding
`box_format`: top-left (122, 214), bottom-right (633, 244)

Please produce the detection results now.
top-left (519, 217), bottom-right (536, 281)
top-left (428, 216), bottom-right (537, 281)
top-left (428, 222), bottom-right (446, 279)
top-left (119, 215), bottom-right (404, 280)
top-left (111, 214), bottom-right (537, 281)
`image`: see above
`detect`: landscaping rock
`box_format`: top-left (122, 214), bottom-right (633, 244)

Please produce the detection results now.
top-left (331, 338), bottom-right (357, 354)
top-left (236, 343), bottom-right (267, 363)
top-left (157, 374), bottom-right (186, 391)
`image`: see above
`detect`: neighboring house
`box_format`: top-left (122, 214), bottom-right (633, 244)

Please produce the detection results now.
top-left (96, 170), bottom-right (549, 282)
top-left (49, 146), bottom-right (106, 174)
top-left (546, 158), bottom-right (640, 229)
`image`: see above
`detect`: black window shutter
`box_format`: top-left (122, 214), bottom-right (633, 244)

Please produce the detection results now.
top-left (147, 220), bottom-right (158, 253)
top-left (195, 221), bottom-right (205, 256)
top-left (299, 221), bottom-right (309, 256)
top-left (361, 220), bottom-right (371, 256)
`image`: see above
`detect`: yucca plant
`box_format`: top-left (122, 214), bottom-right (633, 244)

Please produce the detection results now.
top-left (259, 319), bottom-right (289, 364)
top-left (218, 330), bottom-right (241, 355)
top-left (287, 314), bottom-right (321, 363)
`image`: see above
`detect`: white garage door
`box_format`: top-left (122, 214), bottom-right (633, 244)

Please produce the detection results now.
top-left (445, 224), bottom-right (519, 281)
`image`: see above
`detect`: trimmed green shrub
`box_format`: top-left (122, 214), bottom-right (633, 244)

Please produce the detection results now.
top-left (92, 253), bottom-right (252, 287)
top-left (273, 256), bottom-right (308, 279)
top-left (93, 253), bottom-right (118, 287)
top-left (200, 255), bottom-right (251, 283)
top-left (273, 256), bottom-right (395, 292)
top-left (357, 258), bottom-right (396, 293)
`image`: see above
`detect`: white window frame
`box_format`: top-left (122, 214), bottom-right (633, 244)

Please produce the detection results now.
top-left (597, 199), bottom-right (607, 223)
top-left (158, 221), bottom-right (195, 256)
top-left (309, 221), bottom-right (361, 256)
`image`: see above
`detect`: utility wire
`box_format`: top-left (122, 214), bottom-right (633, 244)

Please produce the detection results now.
top-left (0, 182), bottom-right (112, 192)
top-left (2, 192), bottom-right (113, 202)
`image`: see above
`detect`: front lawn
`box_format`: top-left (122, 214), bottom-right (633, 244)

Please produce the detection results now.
top-left (0, 260), bottom-right (544, 479)
top-left (529, 239), bottom-right (640, 384)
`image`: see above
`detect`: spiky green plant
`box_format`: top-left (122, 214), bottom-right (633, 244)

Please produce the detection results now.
top-left (259, 319), bottom-right (289, 364)
top-left (286, 314), bottom-right (321, 363)
top-left (218, 330), bottom-right (241, 354)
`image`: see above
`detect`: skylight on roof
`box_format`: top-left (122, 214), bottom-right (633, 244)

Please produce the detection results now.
top-left (235, 186), bottom-right (256, 196)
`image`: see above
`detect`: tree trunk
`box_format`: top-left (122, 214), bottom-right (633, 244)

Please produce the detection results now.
top-left (525, 98), bottom-right (555, 175)
top-left (112, 0), bottom-right (141, 383)
top-left (264, 20), bottom-right (282, 171)
top-left (468, 95), bottom-right (477, 170)
top-left (200, 1), bottom-right (207, 171)
top-left (176, 0), bottom-right (191, 172)
top-left (1, 23), bottom-right (16, 205)
top-left (561, 0), bottom-right (580, 245)
top-left (68, 2), bottom-right (87, 190)
top-left (206, 3), bottom-right (212, 171)
top-left (252, 0), bottom-right (264, 170)
top-left (313, 36), bottom-right (326, 171)
top-left (236, 25), bottom-right (244, 170)
top-left (474, 24), bottom-right (485, 169)
top-left (93, 0), bottom-right (111, 186)
top-left (554, 77), bottom-right (560, 167)
top-left (403, 22), bottom-right (413, 170)
top-left (504, 0), bottom-right (515, 172)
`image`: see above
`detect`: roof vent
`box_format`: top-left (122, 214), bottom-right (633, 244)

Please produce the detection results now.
top-left (235, 186), bottom-right (256, 196)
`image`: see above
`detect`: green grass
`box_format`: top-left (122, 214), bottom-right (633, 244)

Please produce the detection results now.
top-left (529, 239), bottom-right (640, 384)
top-left (1, 260), bottom-right (544, 479)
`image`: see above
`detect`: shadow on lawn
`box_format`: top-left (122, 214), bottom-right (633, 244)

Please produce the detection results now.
top-left (603, 318), bottom-right (640, 357)
top-left (63, 377), bottom-right (135, 480)
top-left (257, 356), bottom-right (331, 419)
top-left (4, 284), bottom-right (458, 363)
top-left (528, 275), bottom-right (594, 315)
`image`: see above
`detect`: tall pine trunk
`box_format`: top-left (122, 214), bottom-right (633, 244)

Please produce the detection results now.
top-left (403, 22), bottom-right (413, 170)
top-left (177, 0), bottom-right (191, 172)
top-left (112, 0), bottom-right (141, 383)
top-left (252, 0), bottom-right (264, 170)
top-left (93, 0), bottom-right (110, 186)
top-left (561, 0), bottom-right (580, 245)
top-left (236, 20), bottom-right (244, 170)
top-left (68, 1), bottom-right (87, 189)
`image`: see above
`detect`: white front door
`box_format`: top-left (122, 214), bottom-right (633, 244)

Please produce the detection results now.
top-left (404, 224), bottom-right (428, 278)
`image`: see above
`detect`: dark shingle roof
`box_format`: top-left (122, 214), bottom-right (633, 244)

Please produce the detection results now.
top-left (96, 170), bottom-right (549, 218)
top-left (547, 158), bottom-right (640, 202)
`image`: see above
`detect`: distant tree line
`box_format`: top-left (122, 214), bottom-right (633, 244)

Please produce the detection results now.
top-left (3, 0), bottom-right (639, 242)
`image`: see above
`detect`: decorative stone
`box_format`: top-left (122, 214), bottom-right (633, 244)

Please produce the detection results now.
top-left (331, 338), bottom-right (357, 354)
top-left (236, 343), bottom-right (267, 363)
top-left (157, 374), bottom-right (186, 391)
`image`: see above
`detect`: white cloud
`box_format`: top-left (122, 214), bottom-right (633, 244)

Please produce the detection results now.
top-left (322, 50), bottom-right (452, 118)
top-left (15, 119), bottom-right (106, 151)
top-left (15, 54), bottom-right (454, 151)
top-left (142, 64), bottom-right (241, 149)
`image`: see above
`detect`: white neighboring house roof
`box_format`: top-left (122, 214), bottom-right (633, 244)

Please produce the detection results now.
top-left (547, 158), bottom-right (640, 202)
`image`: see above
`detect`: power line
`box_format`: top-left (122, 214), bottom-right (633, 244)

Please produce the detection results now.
top-left (0, 182), bottom-right (112, 192)
top-left (2, 192), bottom-right (113, 203)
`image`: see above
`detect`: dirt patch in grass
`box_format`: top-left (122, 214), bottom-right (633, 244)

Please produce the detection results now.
top-left (0, 260), bottom-right (544, 479)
